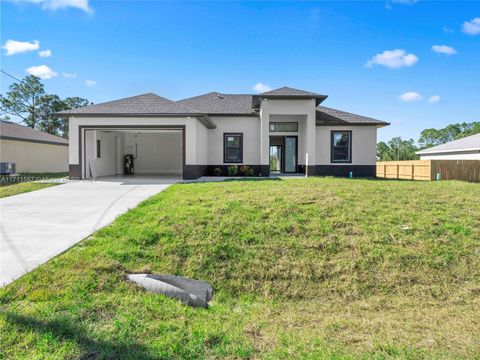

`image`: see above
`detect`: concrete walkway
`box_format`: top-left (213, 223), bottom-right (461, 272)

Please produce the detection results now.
top-left (0, 175), bottom-right (178, 287)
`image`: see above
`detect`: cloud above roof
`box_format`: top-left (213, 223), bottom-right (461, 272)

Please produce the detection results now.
top-left (19, 0), bottom-right (92, 13)
top-left (2, 39), bottom-right (39, 56)
top-left (253, 83), bottom-right (272, 93)
top-left (432, 45), bottom-right (457, 55)
top-left (366, 49), bottom-right (418, 69)
top-left (26, 65), bottom-right (58, 79)
top-left (463, 17), bottom-right (480, 35)
top-left (399, 91), bottom-right (422, 102)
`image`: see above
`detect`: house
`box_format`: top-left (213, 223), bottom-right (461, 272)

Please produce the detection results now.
top-left (57, 87), bottom-right (389, 179)
top-left (0, 120), bottom-right (68, 174)
top-left (416, 133), bottom-right (480, 160)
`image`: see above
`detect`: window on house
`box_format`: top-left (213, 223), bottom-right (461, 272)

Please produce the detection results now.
top-left (269, 122), bottom-right (298, 132)
top-left (331, 131), bottom-right (351, 163)
top-left (224, 133), bottom-right (243, 163)
top-left (96, 139), bottom-right (101, 158)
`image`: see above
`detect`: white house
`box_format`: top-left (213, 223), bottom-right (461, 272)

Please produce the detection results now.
top-left (0, 120), bottom-right (68, 174)
top-left (57, 87), bottom-right (389, 179)
top-left (416, 133), bottom-right (480, 160)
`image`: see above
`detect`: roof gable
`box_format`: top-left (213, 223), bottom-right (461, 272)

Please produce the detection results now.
top-left (259, 86), bottom-right (324, 97)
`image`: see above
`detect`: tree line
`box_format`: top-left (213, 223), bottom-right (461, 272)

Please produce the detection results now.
top-left (377, 121), bottom-right (480, 161)
top-left (0, 75), bottom-right (92, 139)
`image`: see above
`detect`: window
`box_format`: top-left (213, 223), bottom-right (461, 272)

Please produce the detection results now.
top-left (96, 139), bottom-right (101, 158)
top-left (331, 131), bottom-right (351, 163)
top-left (224, 133), bottom-right (243, 163)
top-left (269, 122), bottom-right (298, 132)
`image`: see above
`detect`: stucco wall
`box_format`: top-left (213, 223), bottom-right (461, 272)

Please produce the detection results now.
top-left (207, 116), bottom-right (261, 164)
top-left (0, 139), bottom-right (68, 173)
top-left (419, 151), bottom-right (480, 160)
top-left (316, 126), bottom-right (377, 165)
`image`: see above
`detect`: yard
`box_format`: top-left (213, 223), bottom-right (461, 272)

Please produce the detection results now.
top-left (0, 178), bottom-right (479, 359)
top-left (0, 172), bottom-right (67, 198)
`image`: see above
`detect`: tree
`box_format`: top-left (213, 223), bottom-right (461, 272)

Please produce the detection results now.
top-left (1, 75), bottom-right (91, 138)
top-left (377, 137), bottom-right (419, 161)
top-left (419, 122), bottom-right (480, 148)
top-left (0, 75), bottom-right (45, 128)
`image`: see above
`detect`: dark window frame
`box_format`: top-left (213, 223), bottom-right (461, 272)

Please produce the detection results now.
top-left (223, 132), bottom-right (243, 163)
top-left (330, 130), bottom-right (352, 163)
top-left (96, 139), bottom-right (101, 158)
top-left (269, 122), bottom-right (299, 132)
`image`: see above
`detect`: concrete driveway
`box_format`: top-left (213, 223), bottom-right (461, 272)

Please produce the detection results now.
top-left (0, 175), bottom-right (179, 287)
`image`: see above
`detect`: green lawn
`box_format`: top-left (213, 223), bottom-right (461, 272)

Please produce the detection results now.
top-left (1, 178), bottom-right (479, 359)
top-left (0, 172), bottom-right (67, 198)
top-left (0, 182), bottom-right (60, 198)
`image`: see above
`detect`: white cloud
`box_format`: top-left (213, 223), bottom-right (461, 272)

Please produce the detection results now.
top-left (428, 95), bottom-right (441, 103)
top-left (253, 83), bottom-right (272, 93)
top-left (26, 65), bottom-right (58, 79)
top-left (366, 49), bottom-right (418, 69)
top-left (62, 72), bottom-right (77, 78)
top-left (463, 17), bottom-right (480, 35)
top-left (85, 80), bottom-right (96, 87)
top-left (19, 0), bottom-right (92, 13)
top-left (399, 92), bottom-right (423, 102)
top-left (432, 45), bottom-right (457, 55)
top-left (38, 49), bottom-right (52, 57)
top-left (443, 27), bottom-right (454, 33)
top-left (2, 39), bottom-right (39, 55)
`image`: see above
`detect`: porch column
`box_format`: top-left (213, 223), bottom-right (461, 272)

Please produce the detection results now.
top-left (259, 102), bottom-right (270, 177)
top-left (305, 101), bottom-right (317, 176)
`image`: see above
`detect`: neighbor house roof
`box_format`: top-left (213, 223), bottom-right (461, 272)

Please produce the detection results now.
top-left (177, 92), bottom-right (256, 115)
top-left (0, 120), bottom-right (69, 145)
top-left (416, 133), bottom-right (480, 155)
top-left (316, 106), bottom-right (389, 126)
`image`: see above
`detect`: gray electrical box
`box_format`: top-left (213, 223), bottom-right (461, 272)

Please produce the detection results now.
top-left (0, 162), bottom-right (16, 175)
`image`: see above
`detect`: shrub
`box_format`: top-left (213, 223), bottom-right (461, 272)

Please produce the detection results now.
top-left (227, 166), bottom-right (238, 177)
top-left (213, 168), bottom-right (222, 176)
top-left (239, 165), bottom-right (255, 176)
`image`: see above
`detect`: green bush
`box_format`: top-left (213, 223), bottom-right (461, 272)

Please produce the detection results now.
top-left (227, 165), bottom-right (238, 176)
top-left (213, 167), bottom-right (222, 176)
top-left (239, 165), bottom-right (255, 176)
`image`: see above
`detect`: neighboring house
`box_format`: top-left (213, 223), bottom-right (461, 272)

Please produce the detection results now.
top-left (417, 133), bottom-right (480, 160)
top-left (57, 86), bottom-right (389, 179)
top-left (0, 120), bottom-right (68, 173)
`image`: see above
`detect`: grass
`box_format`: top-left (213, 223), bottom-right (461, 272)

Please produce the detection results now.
top-left (1, 178), bottom-right (479, 359)
top-left (0, 182), bottom-right (60, 198)
top-left (0, 172), bottom-right (67, 198)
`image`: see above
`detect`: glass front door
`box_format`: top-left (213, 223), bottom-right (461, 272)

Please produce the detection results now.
top-left (269, 145), bottom-right (282, 173)
top-left (284, 136), bottom-right (297, 173)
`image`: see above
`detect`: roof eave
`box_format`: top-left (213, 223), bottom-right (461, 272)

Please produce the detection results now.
top-left (416, 147), bottom-right (480, 155)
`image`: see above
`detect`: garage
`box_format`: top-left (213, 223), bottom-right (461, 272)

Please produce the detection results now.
top-left (82, 127), bottom-right (184, 178)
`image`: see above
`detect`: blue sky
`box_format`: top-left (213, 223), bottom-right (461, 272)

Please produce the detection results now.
top-left (1, 0), bottom-right (479, 142)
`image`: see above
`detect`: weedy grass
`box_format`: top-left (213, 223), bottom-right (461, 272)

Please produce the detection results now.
top-left (1, 178), bottom-right (479, 359)
top-left (0, 182), bottom-right (60, 198)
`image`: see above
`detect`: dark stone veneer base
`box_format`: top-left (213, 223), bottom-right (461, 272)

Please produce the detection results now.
top-left (315, 165), bottom-right (376, 177)
top-left (72, 163), bottom-right (375, 180)
top-left (69, 164), bottom-right (81, 179)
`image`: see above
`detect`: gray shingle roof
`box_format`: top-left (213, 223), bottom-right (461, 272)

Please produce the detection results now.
top-left (177, 92), bottom-right (256, 115)
top-left (316, 106), bottom-right (389, 126)
top-left (57, 93), bottom-right (199, 116)
top-left (416, 133), bottom-right (480, 154)
top-left (260, 86), bottom-right (326, 97)
top-left (0, 120), bottom-right (68, 145)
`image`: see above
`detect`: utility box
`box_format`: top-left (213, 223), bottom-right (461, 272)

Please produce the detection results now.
top-left (0, 162), bottom-right (16, 175)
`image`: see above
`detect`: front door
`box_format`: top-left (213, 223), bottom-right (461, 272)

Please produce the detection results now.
top-left (269, 136), bottom-right (298, 173)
